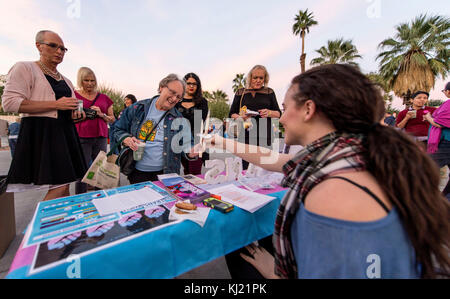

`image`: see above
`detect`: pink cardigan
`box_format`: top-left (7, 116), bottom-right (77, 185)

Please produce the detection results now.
top-left (1, 61), bottom-right (75, 119)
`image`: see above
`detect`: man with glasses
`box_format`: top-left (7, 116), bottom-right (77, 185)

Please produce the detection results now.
top-left (114, 74), bottom-right (198, 184)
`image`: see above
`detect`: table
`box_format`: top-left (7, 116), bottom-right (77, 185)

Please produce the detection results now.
top-left (6, 180), bottom-right (287, 279)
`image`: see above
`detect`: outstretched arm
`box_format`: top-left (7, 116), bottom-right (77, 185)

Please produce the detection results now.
top-left (204, 135), bottom-right (292, 173)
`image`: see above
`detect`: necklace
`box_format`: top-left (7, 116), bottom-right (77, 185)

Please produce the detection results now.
top-left (38, 61), bottom-right (62, 81)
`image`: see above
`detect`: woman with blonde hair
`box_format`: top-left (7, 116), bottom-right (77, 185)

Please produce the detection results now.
top-left (74, 67), bottom-right (115, 194)
top-left (229, 65), bottom-right (281, 169)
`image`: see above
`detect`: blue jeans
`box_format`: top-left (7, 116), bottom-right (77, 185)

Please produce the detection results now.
top-left (8, 138), bottom-right (18, 158)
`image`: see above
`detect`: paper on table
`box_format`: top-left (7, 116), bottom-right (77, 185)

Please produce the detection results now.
top-left (168, 202), bottom-right (210, 227)
top-left (93, 186), bottom-right (165, 216)
top-left (208, 184), bottom-right (275, 213)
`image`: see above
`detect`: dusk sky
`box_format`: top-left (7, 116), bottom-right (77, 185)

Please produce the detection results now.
top-left (0, 0), bottom-right (448, 109)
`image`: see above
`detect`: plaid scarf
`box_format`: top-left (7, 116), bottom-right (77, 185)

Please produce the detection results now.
top-left (273, 131), bottom-right (367, 279)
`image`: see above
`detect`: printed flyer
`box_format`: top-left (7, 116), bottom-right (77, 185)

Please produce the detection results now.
top-left (22, 182), bottom-right (181, 273)
top-left (30, 205), bottom-right (180, 274)
top-left (24, 191), bottom-right (117, 248)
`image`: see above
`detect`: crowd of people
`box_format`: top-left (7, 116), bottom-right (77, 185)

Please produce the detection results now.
top-left (1, 30), bottom-right (449, 279)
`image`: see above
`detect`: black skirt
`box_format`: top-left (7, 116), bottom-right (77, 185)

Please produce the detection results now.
top-left (7, 75), bottom-right (87, 186)
top-left (7, 116), bottom-right (87, 185)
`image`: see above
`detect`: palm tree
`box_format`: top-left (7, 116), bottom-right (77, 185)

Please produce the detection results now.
top-left (366, 72), bottom-right (393, 104)
top-left (98, 84), bottom-right (125, 117)
top-left (376, 14), bottom-right (449, 105)
top-left (232, 73), bottom-right (246, 93)
top-left (204, 90), bottom-right (230, 120)
top-left (310, 38), bottom-right (362, 67)
top-left (203, 89), bottom-right (229, 102)
top-left (293, 9), bottom-right (318, 73)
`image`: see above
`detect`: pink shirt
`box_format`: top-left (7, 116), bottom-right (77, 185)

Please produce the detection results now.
top-left (75, 91), bottom-right (113, 138)
top-left (1, 61), bottom-right (75, 119)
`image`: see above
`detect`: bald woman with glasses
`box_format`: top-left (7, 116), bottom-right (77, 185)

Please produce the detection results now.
top-left (2, 30), bottom-right (87, 201)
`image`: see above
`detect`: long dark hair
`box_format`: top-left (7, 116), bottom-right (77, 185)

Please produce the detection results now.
top-left (291, 64), bottom-right (450, 278)
top-left (184, 73), bottom-right (203, 105)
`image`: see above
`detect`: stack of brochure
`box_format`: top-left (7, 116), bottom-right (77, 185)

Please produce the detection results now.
top-left (158, 174), bottom-right (211, 204)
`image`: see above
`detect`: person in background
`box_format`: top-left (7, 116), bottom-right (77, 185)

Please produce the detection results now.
top-left (0, 119), bottom-right (7, 148)
top-left (424, 82), bottom-right (450, 200)
top-left (229, 65), bottom-right (282, 169)
top-left (74, 67), bottom-right (115, 194)
top-left (124, 94), bottom-right (137, 110)
top-left (7, 117), bottom-right (21, 158)
top-left (396, 91), bottom-right (436, 148)
top-left (109, 94), bottom-right (137, 155)
top-left (114, 74), bottom-right (198, 184)
top-left (383, 112), bottom-right (396, 126)
top-left (1, 30), bottom-right (86, 201)
top-left (205, 64), bottom-right (450, 279)
top-left (176, 73), bottom-right (209, 175)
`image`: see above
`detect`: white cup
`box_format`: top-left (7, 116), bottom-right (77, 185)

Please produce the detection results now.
top-left (133, 142), bottom-right (146, 161)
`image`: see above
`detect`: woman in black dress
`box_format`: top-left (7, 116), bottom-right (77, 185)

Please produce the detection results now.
top-left (229, 65), bottom-right (281, 169)
top-left (175, 73), bottom-right (209, 175)
top-left (1, 30), bottom-right (87, 201)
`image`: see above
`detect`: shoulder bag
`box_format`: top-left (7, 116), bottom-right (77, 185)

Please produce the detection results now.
top-left (110, 111), bottom-right (169, 176)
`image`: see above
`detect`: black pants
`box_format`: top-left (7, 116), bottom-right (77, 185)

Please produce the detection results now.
top-left (128, 168), bottom-right (164, 184)
top-left (225, 235), bottom-right (274, 279)
top-left (430, 140), bottom-right (450, 200)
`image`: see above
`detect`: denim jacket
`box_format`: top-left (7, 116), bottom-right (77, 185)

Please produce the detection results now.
top-left (113, 96), bottom-right (194, 174)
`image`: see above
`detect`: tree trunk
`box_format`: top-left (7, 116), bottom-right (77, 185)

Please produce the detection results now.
top-left (301, 31), bottom-right (306, 73)
top-left (402, 90), bottom-right (412, 107)
top-left (300, 54), bottom-right (306, 73)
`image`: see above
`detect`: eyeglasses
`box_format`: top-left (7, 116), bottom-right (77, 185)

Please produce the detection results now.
top-left (186, 82), bottom-right (198, 87)
top-left (167, 87), bottom-right (183, 102)
top-left (40, 42), bottom-right (68, 53)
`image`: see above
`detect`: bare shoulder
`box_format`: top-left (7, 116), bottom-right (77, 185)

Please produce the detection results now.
top-left (304, 172), bottom-right (392, 222)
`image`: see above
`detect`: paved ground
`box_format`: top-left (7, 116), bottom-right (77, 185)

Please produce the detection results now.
top-left (0, 138), bottom-right (233, 279)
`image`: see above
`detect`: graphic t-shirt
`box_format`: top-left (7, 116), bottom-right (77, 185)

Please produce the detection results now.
top-left (135, 99), bottom-right (166, 172)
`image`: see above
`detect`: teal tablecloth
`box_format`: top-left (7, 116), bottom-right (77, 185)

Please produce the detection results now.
top-left (7, 188), bottom-right (286, 279)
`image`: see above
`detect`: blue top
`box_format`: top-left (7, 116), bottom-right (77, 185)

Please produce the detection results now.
top-left (113, 96), bottom-right (194, 175)
top-left (135, 99), bottom-right (166, 172)
top-left (291, 203), bottom-right (421, 279)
